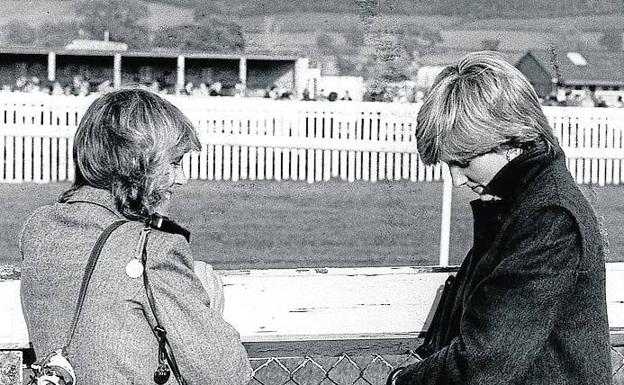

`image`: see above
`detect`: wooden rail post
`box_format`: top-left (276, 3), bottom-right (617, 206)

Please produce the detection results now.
top-left (113, 54), bottom-right (122, 89)
top-left (439, 164), bottom-right (452, 266)
top-left (47, 52), bottom-right (55, 82)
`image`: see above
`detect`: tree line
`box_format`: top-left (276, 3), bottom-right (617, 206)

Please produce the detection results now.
top-left (150, 0), bottom-right (622, 18)
top-left (1, 0), bottom-right (244, 51)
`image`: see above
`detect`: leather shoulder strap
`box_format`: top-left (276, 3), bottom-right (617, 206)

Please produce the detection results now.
top-left (64, 219), bottom-right (129, 351)
top-left (140, 228), bottom-right (187, 385)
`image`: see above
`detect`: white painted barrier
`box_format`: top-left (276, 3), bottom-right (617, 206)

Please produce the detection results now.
top-left (2, 263), bottom-right (624, 383)
top-left (2, 262), bottom-right (624, 347)
top-left (1, 95), bottom-right (623, 185)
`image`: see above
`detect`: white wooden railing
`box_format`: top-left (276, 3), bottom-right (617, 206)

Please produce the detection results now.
top-left (1, 93), bottom-right (623, 185)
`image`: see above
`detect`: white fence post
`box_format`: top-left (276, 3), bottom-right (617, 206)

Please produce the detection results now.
top-left (439, 164), bottom-right (453, 267)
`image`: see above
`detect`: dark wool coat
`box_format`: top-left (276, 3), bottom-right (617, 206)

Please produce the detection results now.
top-left (20, 186), bottom-right (252, 385)
top-left (396, 144), bottom-right (612, 385)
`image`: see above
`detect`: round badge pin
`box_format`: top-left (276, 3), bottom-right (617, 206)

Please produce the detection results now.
top-left (125, 259), bottom-right (144, 278)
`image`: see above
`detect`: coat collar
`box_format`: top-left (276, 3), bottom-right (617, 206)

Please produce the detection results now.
top-left (64, 185), bottom-right (122, 218)
top-left (64, 185), bottom-right (192, 242)
top-left (483, 141), bottom-right (562, 204)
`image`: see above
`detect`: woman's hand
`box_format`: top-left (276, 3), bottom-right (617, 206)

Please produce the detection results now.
top-left (194, 261), bottom-right (225, 315)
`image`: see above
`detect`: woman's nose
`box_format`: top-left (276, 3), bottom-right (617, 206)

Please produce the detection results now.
top-left (448, 166), bottom-right (468, 187)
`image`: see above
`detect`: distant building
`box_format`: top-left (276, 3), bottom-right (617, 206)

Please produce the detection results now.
top-left (515, 50), bottom-right (624, 99)
top-left (65, 39), bottom-right (128, 51)
top-left (415, 66), bottom-right (446, 91)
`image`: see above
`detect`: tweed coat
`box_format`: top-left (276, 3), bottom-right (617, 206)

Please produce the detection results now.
top-left (20, 185), bottom-right (252, 385)
top-left (395, 144), bottom-right (612, 385)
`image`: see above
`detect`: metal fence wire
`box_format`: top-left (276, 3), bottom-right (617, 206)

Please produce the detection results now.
top-left (250, 346), bottom-right (624, 385)
top-left (613, 345), bottom-right (624, 384)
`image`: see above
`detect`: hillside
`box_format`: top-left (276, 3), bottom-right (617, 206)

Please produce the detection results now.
top-left (0, 0), bottom-right (622, 31)
top-left (142, 0), bottom-right (624, 18)
top-left (0, 1), bottom-right (620, 41)
top-left (0, 0), bottom-right (620, 75)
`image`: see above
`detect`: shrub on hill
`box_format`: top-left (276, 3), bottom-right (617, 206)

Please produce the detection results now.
top-left (153, 20), bottom-right (244, 52)
top-left (37, 22), bottom-right (81, 48)
top-left (74, 0), bottom-right (152, 48)
top-left (2, 21), bottom-right (37, 46)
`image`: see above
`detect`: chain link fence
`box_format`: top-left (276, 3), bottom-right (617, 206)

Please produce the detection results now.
top-left (3, 338), bottom-right (622, 384)
top-left (247, 338), bottom-right (624, 385)
top-left (613, 345), bottom-right (624, 384)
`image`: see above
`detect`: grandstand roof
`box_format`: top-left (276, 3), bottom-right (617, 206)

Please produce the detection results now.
top-left (516, 50), bottom-right (624, 86)
top-left (0, 46), bottom-right (301, 62)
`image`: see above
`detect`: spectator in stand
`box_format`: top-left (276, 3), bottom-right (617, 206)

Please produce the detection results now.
top-left (541, 92), bottom-right (559, 106)
top-left (15, 76), bottom-right (28, 92)
top-left (327, 91), bottom-right (338, 102)
top-left (317, 88), bottom-right (327, 101)
top-left (579, 88), bottom-right (596, 107)
top-left (264, 85), bottom-right (278, 99)
top-left (198, 82), bottom-right (210, 96)
top-left (184, 82), bottom-right (194, 96)
top-left (234, 79), bottom-right (246, 97)
top-left (38, 80), bottom-right (53, 95)
top-left (565, 91), bottom-right (582, 107)
top-left (72, 75), bottom-right (84, 95)
top-left (302, 88), bottom-right (311, 101)
top-left (96, 80), bottom-right (115, 94)
top-left (23, 76), bottom-right (41, 93)
top-left (595, 97), bottom-right (608, 108)
top-left (51, 82), bottom-right (64, 96)
top-left (209, 82), bottom-right (222, 96)
top-left (340, 91), bottom-right (352, 101)
top-left (78, 81), bottom-right (90, 97)
top-left (615, 95), bottom-right (624, 108)
top-left (415, 90), bottom-right (425, 104)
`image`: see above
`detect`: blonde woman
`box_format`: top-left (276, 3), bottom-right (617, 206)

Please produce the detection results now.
top-left (20, 89), bottom-right (252, 384)
top-left (388, 52), bottom-right (611, 385)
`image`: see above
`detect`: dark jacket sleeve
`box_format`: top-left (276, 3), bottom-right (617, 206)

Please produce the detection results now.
top-left (139, 231), bottom-right (252, 385)
top-left (397, 206), bottom-right (582, 385)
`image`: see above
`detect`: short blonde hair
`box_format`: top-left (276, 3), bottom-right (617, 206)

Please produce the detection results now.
top-left (61, 89), bottom-right (200, 219)
top-left (416, 51), bottom-right (557, 165)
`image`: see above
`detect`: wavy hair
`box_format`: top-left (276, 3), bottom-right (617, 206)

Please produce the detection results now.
top-left (416, 51), bottom-right (558, 165)
top-left (60, 89), bottom-right (200, 219)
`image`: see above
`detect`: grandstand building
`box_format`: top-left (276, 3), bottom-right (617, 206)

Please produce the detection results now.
top-left (0, 47), bottom-right (309, 97)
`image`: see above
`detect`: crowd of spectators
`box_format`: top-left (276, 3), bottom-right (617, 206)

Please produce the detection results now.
top-left (3, 75), bottom-right (623, 107)
top-left (2, 75), bottom-right (115, 97)
top-left (1, 75), bottom-right (357, 102)
top-left (541, 87), bottom-right (624, 108)
top-left (1, 76), bottom-right (295, 99)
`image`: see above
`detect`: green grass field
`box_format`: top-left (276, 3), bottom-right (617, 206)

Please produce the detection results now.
top-left (1, 180), bottom-right (622, 270)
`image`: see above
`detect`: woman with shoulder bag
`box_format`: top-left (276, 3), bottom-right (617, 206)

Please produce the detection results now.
top-left (20, 88), bottom-right (252, 385)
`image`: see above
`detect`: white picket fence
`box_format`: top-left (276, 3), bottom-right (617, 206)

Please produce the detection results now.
top-left (1, 93), bottom-right (623, 185)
